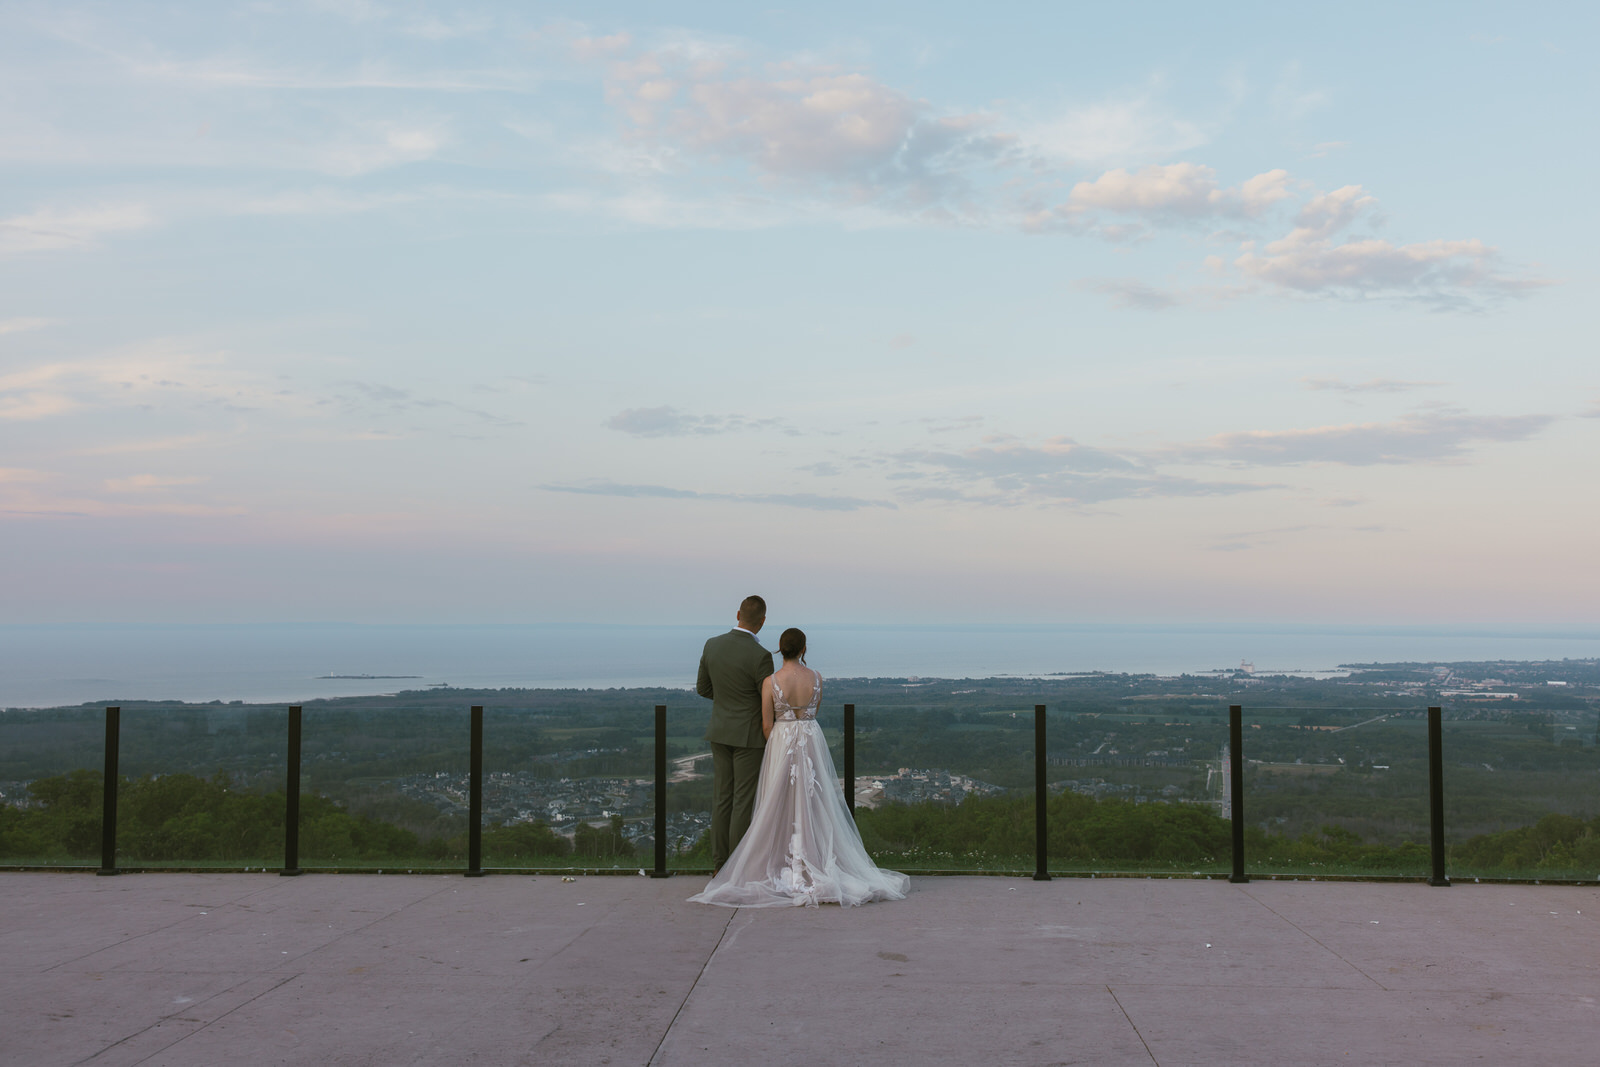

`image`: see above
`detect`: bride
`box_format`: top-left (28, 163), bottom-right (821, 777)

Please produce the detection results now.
top-left (689, 627), bottom-right (909, 908)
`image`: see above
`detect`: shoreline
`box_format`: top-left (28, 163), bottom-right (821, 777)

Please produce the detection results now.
top-left (3, 656), bottom-right (1596, 712)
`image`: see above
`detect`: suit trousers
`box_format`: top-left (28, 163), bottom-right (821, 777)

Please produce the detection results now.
top-left (709, 741), bottom-right (765, 870)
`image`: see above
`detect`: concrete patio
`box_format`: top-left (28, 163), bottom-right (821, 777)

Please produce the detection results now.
top-left (4, 871), bottom-right (1596, 1066)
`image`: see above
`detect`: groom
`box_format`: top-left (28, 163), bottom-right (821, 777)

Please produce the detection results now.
top-left (696, 594), bottom-right (775, 872)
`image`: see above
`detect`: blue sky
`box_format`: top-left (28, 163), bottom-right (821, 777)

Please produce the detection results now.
top-left (1, 1), bottom-right (1595, 626)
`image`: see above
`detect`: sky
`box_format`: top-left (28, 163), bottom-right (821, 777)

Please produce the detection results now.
top-left (1, 1), bottom-right (1596, 627)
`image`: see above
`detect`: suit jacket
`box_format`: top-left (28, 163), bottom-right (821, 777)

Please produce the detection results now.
top-left (697, 629), bottom-right (775, 749)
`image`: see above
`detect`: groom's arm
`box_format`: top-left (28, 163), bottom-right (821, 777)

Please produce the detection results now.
top-left (696, 651), bottom-right (715, 700)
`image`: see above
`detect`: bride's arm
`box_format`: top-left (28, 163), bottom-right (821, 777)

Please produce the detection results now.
top-left (761, 676), bottom-right (775, 740)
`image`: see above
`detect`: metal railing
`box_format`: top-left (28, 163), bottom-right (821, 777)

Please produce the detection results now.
top-left (73, 701), bottom-right (1458, 885)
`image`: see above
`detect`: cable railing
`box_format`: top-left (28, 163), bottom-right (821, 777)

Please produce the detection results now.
top-left (13, 700), bottom-right (1587, 884)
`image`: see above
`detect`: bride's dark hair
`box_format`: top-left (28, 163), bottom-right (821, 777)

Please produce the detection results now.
top-left (778, 627), bottom-right (807, 663)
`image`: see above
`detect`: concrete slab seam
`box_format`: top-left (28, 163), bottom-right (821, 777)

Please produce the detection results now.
top-left (42, 876), bottom-right (321, 974)
top-left (274, 880), bottom-right (463, 970)
top-left (69, 973), bottom-right (301, 1067)
top-left (44, 911), bottom-right (205, 976)
top-left (125, 974), bottom-right (302, 1067)
top-left (1238, 887), bottom-right (1388, 992)
top-left (647, 907), bottom-right (737, 1067)
top-left (1105, 985), bottom-right (1159, 1066)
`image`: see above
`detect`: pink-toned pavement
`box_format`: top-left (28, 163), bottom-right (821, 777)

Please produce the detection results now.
top-left (3, 872), bottom-right (1596, 1066)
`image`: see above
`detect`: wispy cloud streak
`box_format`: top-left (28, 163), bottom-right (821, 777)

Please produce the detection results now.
top-left (540, 481), bottom-right (892, 512)
top-left (1169, 412), bottom-right (1554, 466)
top-left (605, 406), bottom-right (794, 437)
top-left (1301, 377), bottom-right (1444, 394)
top-left (891, 438), bottom-right (1276, 506)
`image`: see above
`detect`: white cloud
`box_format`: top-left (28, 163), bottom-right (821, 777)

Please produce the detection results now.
top-left (0, 391), bottom-right (79, 420)
top-left (1067, 162), bottom-right (1222, 216)
top-left (1230, 185), bottom-right (1548, 302)
top-left (1170, 411), bottom-right (1554, 466)
top-left (0, 344), bottom-right (312, 424)
top-left (1019, 93), bottom-right (1209, 165)
top-left (546, 28), bottom-right (1546, 309)
top-left (0, 317), bottom-right (55, 336)
top-left (576, 34), bottom-right (1010, 215)
top-left (0, 204), bottom-right (154, 254)
top-left (1025, 164), bottom-right (1294, 237)
top-left (1237, 234), bottom-right (1531, 300)
top-left (1293, 185), bottom-right (1378, 237)
top-left (674, 72), bottom-right (925, 177)
top-left (317, 125), bottom-right (446, 178)
top-left (9, 15), bottom-right (1545, 311)
top-left (1238, 169), bottom-right (1294, 212)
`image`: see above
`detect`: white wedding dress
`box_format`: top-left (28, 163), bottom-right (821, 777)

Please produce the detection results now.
top-left (689, 668), bottom-right (909, 908)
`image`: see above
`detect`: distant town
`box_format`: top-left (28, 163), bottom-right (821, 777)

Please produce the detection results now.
top-left (3, 657), bottom-right (1597, 863)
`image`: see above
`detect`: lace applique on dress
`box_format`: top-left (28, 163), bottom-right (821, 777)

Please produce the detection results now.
top-left (774, 669), bottom-right (822, 797)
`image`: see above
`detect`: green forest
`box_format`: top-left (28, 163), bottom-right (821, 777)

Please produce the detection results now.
top-left (5, 768), bottom-right (1599, 880)
top-left (0, 770), bottom-right (630, 867)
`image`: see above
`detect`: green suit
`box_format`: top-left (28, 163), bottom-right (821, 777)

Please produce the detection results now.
top-left (697, 628), bottom-right (775, 868)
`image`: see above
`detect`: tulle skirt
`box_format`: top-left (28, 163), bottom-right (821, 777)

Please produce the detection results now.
top-left (688, 719), bottom-right (909, 908)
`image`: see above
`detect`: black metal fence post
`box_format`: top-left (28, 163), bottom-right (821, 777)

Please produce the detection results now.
top-left (1427, 706), bottom-right (1450, 887)
top-left (1229, 705), bottom-right (1248, 884)
top-left (465, 706), bottom-right (484, 877)
top-left (843, 704), bottom-right (856, 817)
top-left (282, 705), bottom-right (302, 876)
top-left (1034, 705), bottom-right (1051, 881)
top-left (649, 705), bottom-right (670, 878)
top-left (97, 707), bottom-right (120, 876)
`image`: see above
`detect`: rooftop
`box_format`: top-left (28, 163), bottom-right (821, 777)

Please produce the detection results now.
top-left (6, 872), bottom-right (1596, 1065)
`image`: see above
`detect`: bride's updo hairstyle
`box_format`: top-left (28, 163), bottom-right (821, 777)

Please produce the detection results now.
top-left (778, 627), bottom-right (807, 663)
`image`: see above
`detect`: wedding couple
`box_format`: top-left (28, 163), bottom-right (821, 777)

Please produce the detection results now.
top-left (688, 595), bottom-right (909, 908)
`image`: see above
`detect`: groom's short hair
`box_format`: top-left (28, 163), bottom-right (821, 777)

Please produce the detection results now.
top-left (738, 595), bottom-right (766, 622)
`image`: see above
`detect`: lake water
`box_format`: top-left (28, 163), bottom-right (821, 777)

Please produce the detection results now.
top-left (2, 622), bottom-right (1597, 709)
